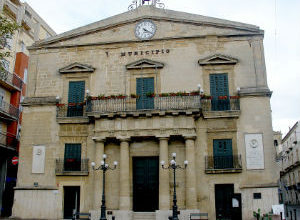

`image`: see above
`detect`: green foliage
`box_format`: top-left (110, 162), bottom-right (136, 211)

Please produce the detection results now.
top-left (253, 209), bottom-right (272, 220)
top-left (0, 14), bottom-right (20, 70)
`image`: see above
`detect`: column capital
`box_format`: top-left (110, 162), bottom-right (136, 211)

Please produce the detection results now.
top-left (117, 136), bottom-right (131, 142)
top-left (92, 137), bottom-right (106, 142)
top-left (183, 134), bottom-right (197, 140)
top-left (156, 135), bottom-right (170, 140)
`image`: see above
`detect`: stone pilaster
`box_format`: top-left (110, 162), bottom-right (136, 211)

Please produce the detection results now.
top-left (184, 135), bottom-right (197, 209)
top-left (92, 137), bottom-right (105, 210)
top-left (119, 137), bottom-right (131, 210)
top-left (158, 136), bottom-right (170, 210)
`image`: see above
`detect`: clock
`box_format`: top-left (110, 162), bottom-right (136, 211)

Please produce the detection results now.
top-left (135, 20), bottom-right (156, 40)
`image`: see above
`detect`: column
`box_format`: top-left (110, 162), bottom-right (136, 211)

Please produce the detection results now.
top-left (92, 137), bottom-right (105, 210)
top-left (158, 136), bottom-right (170, 210)
top-left (119, 137), bottom-right (131, 210)
top-left (185, 135), bottom-right (197, 209)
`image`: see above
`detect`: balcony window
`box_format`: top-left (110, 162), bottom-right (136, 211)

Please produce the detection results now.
top-left (213, 139), bottom-right (233, 169)
top-left (64, 143), bottom-right (81, 172)
top-left (136, 77), bottom-right (154, 110)
top-left (67, 81), bottom-right (85, 117)
top-left (209, 73), bottom-right (230, 111)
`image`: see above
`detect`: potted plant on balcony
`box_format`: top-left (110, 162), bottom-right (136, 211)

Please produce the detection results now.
top-left (146, 92), bottom-right (155, 97)
top-left (190, 90), bottom-right (200, 96)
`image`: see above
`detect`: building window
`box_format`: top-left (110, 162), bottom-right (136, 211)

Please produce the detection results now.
top-left (136, 77), bottom-right (154, 110)
top-left (213, 139), bottom-right (233, 169)
top-left (24, 68), bottom-right (28, 83)
top-left (274, 140), bottom-right (278, 147)
top-left (67, 81), bottom-right (85, 117)
top-left (253, 193), bottom-right (261, 199)
top-left (64, 144), bottom-right (81, 171)
top-left (25, 10), bottom-right (32, 18)
top-left (209, 73), bottom-right (230, 111)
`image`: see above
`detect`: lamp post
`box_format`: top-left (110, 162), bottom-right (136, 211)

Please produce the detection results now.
top-left (91, 154), bottom-right (118, 220)
top-left (161, 152), bottom-right (188, 220)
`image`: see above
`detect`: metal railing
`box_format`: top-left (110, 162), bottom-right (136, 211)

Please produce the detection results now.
top-left (0, 99), bottom-right (19, 119)
top-left (56, 104), bottom-right (86, 117)
top-left (0, 132), bottom-right (18, 150)
top-left (55, 158), bottom-right (89, 174)
top-left (86, 95), bottom-right (201, 114)
top-left (201, 98), bottom-right (240, 111)
top-left (205, 155), bottom-right (242, 170)
top-left (0, 69), bottom-right (23, 90)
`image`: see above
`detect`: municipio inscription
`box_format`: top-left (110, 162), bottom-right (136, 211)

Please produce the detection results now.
top-left (121, 49), bottom-right (170, 57)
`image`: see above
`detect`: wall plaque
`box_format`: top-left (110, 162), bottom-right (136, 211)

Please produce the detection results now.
top-left (32, 146), bottom-right (46, 173)
top-left (245, 133), bottom-right (264, 169)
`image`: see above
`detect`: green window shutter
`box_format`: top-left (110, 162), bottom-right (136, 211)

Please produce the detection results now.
top-left (213, 139), bottom-right (233, 169)
top-left (209, 74), bottom-right (230, 111)
top-left (68, 81), bottom-right (85, 104)
top-left (136, 77), bottom-right (154, 109)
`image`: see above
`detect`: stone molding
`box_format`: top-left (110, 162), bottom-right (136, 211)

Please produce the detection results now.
top-left (14, 186), bottom-right (58, 190)
top-left (126, 58), bottom-right (164, 69)
top-left (22, 96), bottom-right (57, 106)
top-left (183, 134), bottom-right (197, 140)
top-left (239, 87), bottom-right (272, 97)
top-left (117, 136), bottom-right (131, 142)
top-left (198, 54), bottom-right (238, 66)
top-left (59, 62), bottom-right (95, 73)
top-left (92, 137), bottom-right (106, 142)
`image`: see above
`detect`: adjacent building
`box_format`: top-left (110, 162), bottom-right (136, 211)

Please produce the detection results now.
top-left (12, 1), bottom-right (279, 219)
top-left (279, 121), bottom-right (300, 220)
top-left (0, 0), bottom-right (55, 216)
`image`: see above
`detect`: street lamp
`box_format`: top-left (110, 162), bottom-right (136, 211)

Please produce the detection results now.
top-left (91, 154), bottom-right (118, 220)
top-left (161, 152), bottom-right (188, 220)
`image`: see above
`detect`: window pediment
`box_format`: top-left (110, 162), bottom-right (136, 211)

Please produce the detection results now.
top-left (198, 54), bottom-right (238, 66)
top-left (59, 62), bottom-right (95, 74)
top-left (126, 59), bottom-right (164, 70)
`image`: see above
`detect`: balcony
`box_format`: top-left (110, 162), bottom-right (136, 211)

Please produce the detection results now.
top-left (205, 155), bottom-right (242, 174)
top-left (55, 158), bottom-right (89, 176)
top-left (85, 95), bottom-right (201, 116)
top-left (0, 100), bottom-right (19, 121)
top-left (0, 132), bottom-right (18, 151)
top-left (201, 97), bottom-right (240, 118)
top-left (0, 69), bottom-right (23, 91)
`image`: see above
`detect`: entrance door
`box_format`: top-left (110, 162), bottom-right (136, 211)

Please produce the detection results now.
top-left (133, 157), bottom-right (159, 211)
top-left (64, 186), bottom-right (80, 219)
top-left (215, 184), bottom-right (234, 220)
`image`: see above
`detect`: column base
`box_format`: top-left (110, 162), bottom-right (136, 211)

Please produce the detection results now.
top-left (156, 209), bottom-right (200, 220)
top-left (90, 210), bottom-right (133, 220)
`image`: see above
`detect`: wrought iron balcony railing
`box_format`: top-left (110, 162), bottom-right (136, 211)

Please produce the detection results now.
top-left (55, 158), bottom-right (89, 175)
top-left (0, 132), bottom-right (18, 151)
top-left (205, 155), bottom-right (242, 173)
top-left (201, 98), bottom-right (240, 111)
top-left (86, 95), bottom-right (201, 114)
top-left (0, 100), bottom-right (19, 120)
top-left (0, 69), bottom-right (23, 91)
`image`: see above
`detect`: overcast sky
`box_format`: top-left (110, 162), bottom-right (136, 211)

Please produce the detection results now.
top-left (24, 0), bottom-right (300, 136)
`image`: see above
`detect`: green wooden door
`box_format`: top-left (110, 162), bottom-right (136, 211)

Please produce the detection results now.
top-left (213, 139), bottom-right (233, 169)
top-left (133, 157), bottom-right (159, 211)
top-left (210, 74), bottom-right (230, 111)
top-left (215, 184), bottom-right (234, 220)
top-left (136, 77), bottom-right (154, 110)
top-left (64, 144), bottom-right (81, 171)
top-left (67, 81), bottom-right (85, 116)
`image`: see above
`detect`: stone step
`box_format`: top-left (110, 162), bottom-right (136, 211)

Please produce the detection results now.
top-left (133, 212), bottom-right (156, 220)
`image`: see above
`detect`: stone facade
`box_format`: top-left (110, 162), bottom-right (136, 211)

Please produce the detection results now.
top-left (13, 5), bottom-right (278, 220)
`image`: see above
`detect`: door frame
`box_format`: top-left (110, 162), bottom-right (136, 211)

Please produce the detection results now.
top-left (63, 186), bottom-right (80, 219)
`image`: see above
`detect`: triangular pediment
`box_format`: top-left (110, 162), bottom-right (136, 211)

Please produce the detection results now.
top-left (198, 54), bottom-right (238, 65)
top-left (126, 59), bottom-right (164, 69)
top-left (59, 62), bottom-right (95, 73)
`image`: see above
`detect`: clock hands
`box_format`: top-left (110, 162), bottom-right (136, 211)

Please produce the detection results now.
top-left (143, 28), bottom-right (153, 34)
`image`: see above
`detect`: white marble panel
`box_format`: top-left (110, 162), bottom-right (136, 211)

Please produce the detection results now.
top-left (32, 146), bottom-right (46, 173)
top-left (245, 133), bottom-right (264, 169)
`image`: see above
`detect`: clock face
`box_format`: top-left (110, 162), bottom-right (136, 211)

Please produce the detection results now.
top-left (135, 20), bottom-right (156, 40)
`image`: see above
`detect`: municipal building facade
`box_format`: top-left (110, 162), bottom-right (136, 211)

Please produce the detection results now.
top-left (12, 2), bottom-right (279, 220)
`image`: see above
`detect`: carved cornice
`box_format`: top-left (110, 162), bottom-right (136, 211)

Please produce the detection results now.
top-left (198, 54), bottom-right (238, 66)
top-left (22, 96), bottom-right (57, 106)
top-left (59, 62), bottom-right (95, 73)
top-left (126, 59), bottom-right (164, 69)
top-left (239, 87), bottom-right (272, 97)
